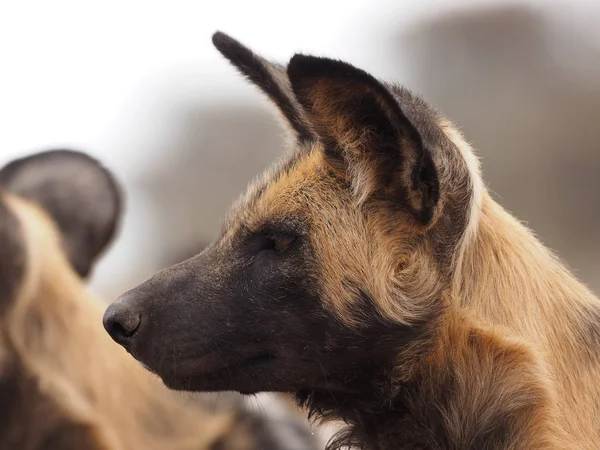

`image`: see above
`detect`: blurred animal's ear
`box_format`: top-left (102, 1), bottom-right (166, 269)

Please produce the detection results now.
top-left (212, 31), bottom-right (314, 143)
top-left (0, 150), bottom-right (122, 278)
top-left (287, 55), bottom-right (439, 225)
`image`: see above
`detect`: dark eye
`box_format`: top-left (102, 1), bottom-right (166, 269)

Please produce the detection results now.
top-left (256, 234), bottom-right (297, 254)
top-left (272, 235), bottom-right (296, 252)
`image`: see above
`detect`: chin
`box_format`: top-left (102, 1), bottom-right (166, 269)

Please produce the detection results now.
top-left (159, 373), bottom-right (235, 392)
top-left (159, 371), bottom-right (289, 395)
top-left (146, 352), bottom-right (295, 394)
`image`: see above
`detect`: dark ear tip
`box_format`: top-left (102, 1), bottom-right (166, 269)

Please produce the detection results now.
top-left (287, 54), bottom-right (362, 87)
top-left (287, 54), bottom-right (318, 81)
top-left (211, 31), bottom-right (247, 59)
top-left (287, 54), bottom-right (329, 94)
top-left (211, 31), bottom-right (258, 71)
top-left (211, 31), bottom-right (232, 49)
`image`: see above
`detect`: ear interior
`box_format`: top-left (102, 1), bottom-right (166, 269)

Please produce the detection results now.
top-left (212, 31), bottom-right (313, 143)
top-left (287, 54), bottom-right (439, 224)
top-left (0, 150), bottom-right (122, 278)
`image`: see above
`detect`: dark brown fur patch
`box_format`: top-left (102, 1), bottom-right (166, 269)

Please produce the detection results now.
top-left (0, 193), bottom-right (26, 310)
top-left (287, 54), bottom-right (440, 225)
top-left (302, 312), bottom-right (564, 450)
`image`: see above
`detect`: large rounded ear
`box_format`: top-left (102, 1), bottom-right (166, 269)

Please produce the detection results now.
top-left (287, 55), bottom-right (440, 225)
top-left (0, 150), bottom-right (122, 278)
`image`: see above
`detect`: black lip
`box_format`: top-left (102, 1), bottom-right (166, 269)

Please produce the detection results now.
top-left (198, 351), bottom-right (277, 378)
top-left (158, 352), bottom-right (277, 390)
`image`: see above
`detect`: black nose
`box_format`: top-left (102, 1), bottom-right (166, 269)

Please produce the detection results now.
top-left (103, 300), bottom-right (141, 348)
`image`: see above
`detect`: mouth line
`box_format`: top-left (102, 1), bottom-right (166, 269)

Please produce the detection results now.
top-left (159, 351), bottom-right (277, 388)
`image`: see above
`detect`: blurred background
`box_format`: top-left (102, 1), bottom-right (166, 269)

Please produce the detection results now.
top-left (0, 0), bottom-right (599, 301)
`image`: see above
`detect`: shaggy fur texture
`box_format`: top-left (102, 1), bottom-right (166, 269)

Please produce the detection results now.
top-left (0, 150), bottom-right (321, 450)
top-left (104, 34), bottom-right (597, 449)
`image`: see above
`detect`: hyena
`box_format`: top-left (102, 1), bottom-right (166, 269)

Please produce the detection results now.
top-left (0, 149), bottom-right (321, 450)
top-left (104, 32), bottom-right (599, 449)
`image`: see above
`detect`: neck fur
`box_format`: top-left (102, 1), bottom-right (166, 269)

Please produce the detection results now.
top-left (453, 192), bottom-right (598, 339)
top-left (304, 190), bottom-right (600, 450)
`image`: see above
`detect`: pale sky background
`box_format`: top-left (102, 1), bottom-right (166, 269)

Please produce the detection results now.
top-left (1, 0), bottom-right (599, 300)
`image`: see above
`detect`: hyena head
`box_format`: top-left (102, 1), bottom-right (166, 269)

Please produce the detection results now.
top-left (104, 32), bottom-right (482, 398)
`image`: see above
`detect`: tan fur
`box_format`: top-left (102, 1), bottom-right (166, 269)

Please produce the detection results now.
top-left (1, 194), bottom-right (276, 450)
top-left (226, 148), bottom-right (439, 327)
top-left (224, 112), bottom-right (600, 446)
top-left (112, 36), bottom-right (599, 447)
top-left (396, 307), bottom-right (572, 449)
top-left (453, 191), bottom-right (600, 448)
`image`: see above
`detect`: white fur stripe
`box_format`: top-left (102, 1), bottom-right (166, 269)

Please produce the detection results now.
top-left (439, 120), bottom-right (484, 286)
